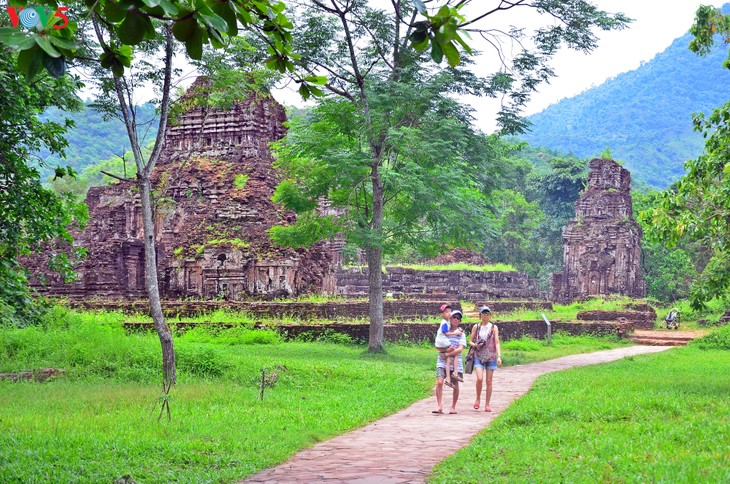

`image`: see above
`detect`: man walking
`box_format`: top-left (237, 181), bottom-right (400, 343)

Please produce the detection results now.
top-left (433, 309), bottom-right (466, 415)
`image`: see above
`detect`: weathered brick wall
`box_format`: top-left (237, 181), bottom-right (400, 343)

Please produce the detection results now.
top-left (70, 299), bottom-right (463, 321)
top-left (123, 320), bottom-right (632, 342)
top-left (471, 301), bottom-right (554, 312)
top-left (336, 267), bottom-right (544, 300)
top-left (576, 308), bottom-right (656, 330)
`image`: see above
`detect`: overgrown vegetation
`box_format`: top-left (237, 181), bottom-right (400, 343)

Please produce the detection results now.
top-left (430, 346), bottom-right (730, 482)
top-left (0, 328), bottom-right (433, 482)
top-left (0, 308), bottom-right (636, 481)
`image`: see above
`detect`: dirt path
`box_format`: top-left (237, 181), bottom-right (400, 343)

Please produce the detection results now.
top-left (244, 345), bottom-right (671, 483)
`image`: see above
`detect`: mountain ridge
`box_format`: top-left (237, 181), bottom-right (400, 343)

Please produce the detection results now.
top-left (519, 9), bottom-right (730, 188)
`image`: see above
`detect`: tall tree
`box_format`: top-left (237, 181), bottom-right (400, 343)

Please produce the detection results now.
top-left (0, 0), bottom-right (308, 388)
top-left (641, 5), bottom-right (730, 309)
top-left (0, 47), bottom-right (86, 325)
top-left (267, 0), bottom-right (629, 351)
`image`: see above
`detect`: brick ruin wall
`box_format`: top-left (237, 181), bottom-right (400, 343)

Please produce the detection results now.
top-left (123, 320), bottom-right (632, 343)
top-left (552, 159), bottom-right (647, 303)
top-left (28, 80), bottom-right (339, 300)
top-left (336, 266), bottom-right (544, 301)
top-left (68, 299), bottom-right (554, 321)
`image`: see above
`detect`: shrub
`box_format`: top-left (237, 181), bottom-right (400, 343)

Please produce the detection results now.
top-left (177, 346), bottom-right (229, 377)
top-left (293, 329), bottom-right (357, 345)
top-left (690, 325), bottom-right (730, 350)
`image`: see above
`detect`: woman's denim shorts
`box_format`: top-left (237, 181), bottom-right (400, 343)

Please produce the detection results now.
top-left (474, 358), bottom-right (497, 371)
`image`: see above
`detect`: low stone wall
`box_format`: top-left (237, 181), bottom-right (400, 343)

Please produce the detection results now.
top-left (576, 308), bottom-right (656, 330)
top-left (70, 299), bottom-right (462, 321)
top-left (123, 320), bottom-right (632, 342)
top-left (497, 320), bottom-right (633, 340)
top-left (472, 301), bottom-right (554, 312)
top-left (336, 267), bottom-right (543, 300)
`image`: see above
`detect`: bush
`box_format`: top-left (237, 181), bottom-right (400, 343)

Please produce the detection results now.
top-left (293, 329), bottom-right (357, 345)
top-left (176, 346), bottom-right (229, 377)
top-left (690, 325), bottom-right (730, 350)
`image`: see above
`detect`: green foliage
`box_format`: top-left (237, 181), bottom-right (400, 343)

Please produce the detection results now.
top-left (0, 48), bottom-right (87, 325)
top-left (271, 82), bottom-right (497, 257)
top-left (633, 189), bottom-right (705, 302)
top-left (640, 7), bottom-right (730, 309)
top-left (39, 103), bottom-right (157, 183)
top-left (487, 188), bottom-right (544, 266)
top-left (502, 338), bottom-right (542, 352)
top-left (495, 296), bottom-right (638, 322)
top-left (233, 173), bottom-right (249, 190)
top-left (690, 4), bottom-right (730, 67)
top-left (431, 347), bottom-right (730, 482)
top-left (0, 0), bottom-right (300, 83)
top-left (293, 329), bottom-right (356, 345)
top-left (691, 325), bottom-right (730, 350)
top-left (520, 29), bottom-right (730, 188)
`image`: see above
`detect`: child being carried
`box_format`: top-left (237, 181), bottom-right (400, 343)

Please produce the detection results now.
top-left (435, 312), bottom-right (465, 386)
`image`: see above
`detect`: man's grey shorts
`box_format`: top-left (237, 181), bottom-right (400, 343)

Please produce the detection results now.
top-left (437, 367), bottom-right (463, 380)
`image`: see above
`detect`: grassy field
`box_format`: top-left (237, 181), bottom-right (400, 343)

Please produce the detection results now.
top-left (0, 308), bottom-right (634, 483)
top-left (430, 330), bottom-right (730, 482)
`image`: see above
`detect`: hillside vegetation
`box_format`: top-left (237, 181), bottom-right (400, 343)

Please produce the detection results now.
top-left (38, 103), bottom-right (158, 180)
top-left (520, 25), bottom-right (730, 188)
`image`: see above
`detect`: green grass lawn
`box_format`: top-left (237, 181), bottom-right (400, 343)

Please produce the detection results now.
top-left (0, 308), bottom-right (635, 483)
top-left (430, 343), bottom-right (730, 483)
top-left (0, 339), bottom-right (435, 483)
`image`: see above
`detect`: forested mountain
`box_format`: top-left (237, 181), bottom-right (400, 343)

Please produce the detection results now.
top-left (38, 102), bottom-right (158, 180)
top-left (519, 10), bottom-right (730, 189)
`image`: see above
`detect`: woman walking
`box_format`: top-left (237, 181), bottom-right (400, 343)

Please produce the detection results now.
top-left (469, 306), bottom-right (502, 412)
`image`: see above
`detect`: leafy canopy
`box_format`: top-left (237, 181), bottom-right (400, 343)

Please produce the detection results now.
top-left (270, 73), bottom-right (498, 256)
top-left (0, 48), bottom-right (87, 324)
top-left (0, 0), bottom-right (305, 84)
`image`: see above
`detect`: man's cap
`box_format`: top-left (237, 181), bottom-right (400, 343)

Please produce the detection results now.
top-left (451, 310), bottom-right (463, 319)
top-left (479, 306), bottom-right (492, 314)
top-left (439, 304), bottom-right (452, 312)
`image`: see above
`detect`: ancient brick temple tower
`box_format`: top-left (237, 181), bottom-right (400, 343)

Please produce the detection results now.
top-left (30, 79), bottom-right (338, 299)
top-left (551, 158), bottom-right (646, 302)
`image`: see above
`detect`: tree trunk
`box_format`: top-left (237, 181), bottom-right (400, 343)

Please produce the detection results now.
top-left (140, 176), bottom-right (176, 386)
top-left (367, 245), bottom-right (384, 351)
top-left (367, 164), bottom-right (385, 352)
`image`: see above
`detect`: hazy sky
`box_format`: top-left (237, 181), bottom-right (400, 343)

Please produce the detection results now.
top-left (468, 0), bottom-right (728, 131)
top-left (271, 1), bottom-right (727, 132)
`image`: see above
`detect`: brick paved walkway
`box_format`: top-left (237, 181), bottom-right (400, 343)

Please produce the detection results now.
top-left (245, 345), bottom-right (671, 483)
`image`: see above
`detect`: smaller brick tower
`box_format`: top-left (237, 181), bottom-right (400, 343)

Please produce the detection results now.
top-left (551, 158), bottom-right (646, 302)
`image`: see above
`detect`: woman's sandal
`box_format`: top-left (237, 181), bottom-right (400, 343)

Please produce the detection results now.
top-left (473, 402), bottom-right (480, 410)
top-left (484, 407), bottom-right (492, 412)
